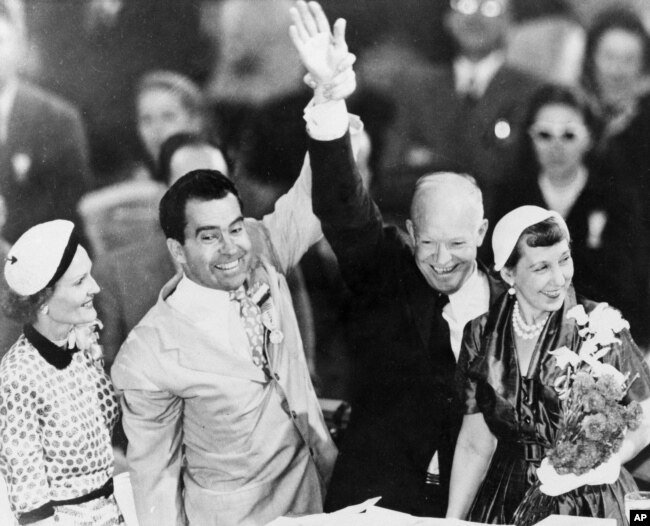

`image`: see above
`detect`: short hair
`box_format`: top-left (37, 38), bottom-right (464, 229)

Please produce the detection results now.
top-left (503, 217), bottom-right (571, 269)
top-left (410, 172), bottom-right (484, 221)
top-left (1, 285), bottom-right (52, 324)
top-left (159, 169), bottom-right (242, 244)
top-left (582, 6), bottom-right (650, 92)
top-left (156, 132), bottom-right (222, 185)
top-left (136, 70), bottom-right (206, 121)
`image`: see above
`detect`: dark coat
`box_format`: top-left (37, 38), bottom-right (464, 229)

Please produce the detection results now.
top-left (375, 63), bottom-right (542, 222)
top-left (0, 81), bottom-right (91, 243)
top-left (493, 167), bottom-right (648, 345)
top-left (309, 131), bottom-right (506, 516)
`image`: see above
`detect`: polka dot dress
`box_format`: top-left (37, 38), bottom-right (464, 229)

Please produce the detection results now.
top-left (0, 333), bottom-right (122, 525)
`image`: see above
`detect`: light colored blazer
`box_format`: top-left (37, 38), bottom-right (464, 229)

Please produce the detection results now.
top-left (111, 136), bottom-right (366, 525)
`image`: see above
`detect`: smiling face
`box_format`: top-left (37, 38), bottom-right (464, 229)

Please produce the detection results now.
top-left (168, 194), bottom-right (252, 291)
top-left (502, 239), bottom-right (574, 322)
top-left (44, 247), bottom-right (100, 330)
top-left (530, 103), bottom-right (591, 181)
top-left (594, 28), bottom-right (645, 106)
top-left (137, 88), bottom-right (202, 161)
top-left (407, 185), bottom-right (487, 294)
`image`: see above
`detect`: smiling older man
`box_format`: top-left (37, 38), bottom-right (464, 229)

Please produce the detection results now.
top-left (288, 0), bottom-right (508, 516)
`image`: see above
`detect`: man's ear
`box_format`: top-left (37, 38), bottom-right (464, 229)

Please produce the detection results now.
top-left (477, 218), bottom-right (489, 247)
top-left (166, 238), bottom-right (186, 267)
top-left (406, 218), bottom-right (416, 246)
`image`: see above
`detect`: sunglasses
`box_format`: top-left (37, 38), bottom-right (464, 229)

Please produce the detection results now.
top-left (450, 0), bottom-right (505, 18)
top-left (528, 123), bottom-right (588, 143)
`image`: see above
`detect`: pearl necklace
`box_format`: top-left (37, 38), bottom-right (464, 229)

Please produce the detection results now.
top-left (512, 300), bottom-right (547, 340)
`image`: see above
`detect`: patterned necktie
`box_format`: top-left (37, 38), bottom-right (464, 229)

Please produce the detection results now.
top-left (230, 286), bottom-right (269, 373)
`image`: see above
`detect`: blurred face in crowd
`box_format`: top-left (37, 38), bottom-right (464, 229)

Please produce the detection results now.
top-left (137, 88), bottom-right (203, 162)
top-left (407, 176), bottom-right (487, 295)
top-left (594, 28), bottom-right (645, 107)
top-left (530, 103), bottom-right (591, 182)
top-left (501, 238), bottom-right (573, 322)
top-left (0, 15), bottom-right (21, 88)
top-left (168, 194), bottom-right (252, 291)
top-left (445, 0), bottom-right (511, 61)
top-left (169, 145), bottom-right (228, 185)
top-left (39, 247), bottom-right (101, 338)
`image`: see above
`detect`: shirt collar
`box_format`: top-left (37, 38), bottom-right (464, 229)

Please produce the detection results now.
top-left (448, 262), bottom-right (485, 310)
top-left (168, 273), bottom-right (231, 320)
top-left (453, 51), bottom-right (505, 98)
top-left (23, 324), bottom-right (79, 370)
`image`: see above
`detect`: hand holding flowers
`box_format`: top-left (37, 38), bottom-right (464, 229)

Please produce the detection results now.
top-left (538, 303), bottom-right (642, 495)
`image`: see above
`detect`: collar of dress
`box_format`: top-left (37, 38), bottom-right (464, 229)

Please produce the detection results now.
top-left (23, 324), bottom-right (80, 370)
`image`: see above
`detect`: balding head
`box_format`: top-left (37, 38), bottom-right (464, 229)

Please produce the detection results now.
top-left (410, 172), bottom-right (484, 226)
top-left (406, 172), bottom-right (487, 294)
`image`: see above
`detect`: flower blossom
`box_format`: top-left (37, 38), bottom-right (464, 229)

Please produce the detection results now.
top-left (549, 346), bottom-right (580, 370)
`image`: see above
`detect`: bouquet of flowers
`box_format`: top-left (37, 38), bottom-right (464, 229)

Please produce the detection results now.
top-left (512, 304), bottom-right (642, 526)
top-left (544, 303), bottom-right (642, 483)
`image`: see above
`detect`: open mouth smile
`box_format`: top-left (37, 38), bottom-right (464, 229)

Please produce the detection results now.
top-left (542, 289), bottom-right (562, 299)
top-left (215, 258), bottom-right (243, 272)
top-left (432, 264), bottom-right (457, 275)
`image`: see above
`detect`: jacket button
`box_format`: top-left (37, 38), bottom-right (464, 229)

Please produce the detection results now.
top-left (291, 410), bottom-right (297, 419)
top-left (274, 373), bottom-right (280, 381)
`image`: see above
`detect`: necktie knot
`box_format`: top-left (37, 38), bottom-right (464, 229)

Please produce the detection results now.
top-left (229, 285), bottom-right (248, 303)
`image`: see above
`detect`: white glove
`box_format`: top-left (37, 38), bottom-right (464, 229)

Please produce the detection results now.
top-left (537, 452), bottom-right (621, 496)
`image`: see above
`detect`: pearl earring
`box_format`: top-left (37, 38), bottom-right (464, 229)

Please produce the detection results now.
top-left (508, 286), bottom-right (515, 296)
top-left (40, 304), bottom-right (49, 315)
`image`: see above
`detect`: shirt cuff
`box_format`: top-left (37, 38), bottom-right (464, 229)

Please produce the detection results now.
top-left (303, 98), bottom-right (348, 141)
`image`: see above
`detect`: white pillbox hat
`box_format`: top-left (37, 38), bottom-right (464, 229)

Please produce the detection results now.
top-left (4, 220), bottom-right (78, 296)
top-left (492, 206), bottom-right (568, 271)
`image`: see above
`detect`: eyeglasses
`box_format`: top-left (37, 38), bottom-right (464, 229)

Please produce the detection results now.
top-left (528, 123), bottom-right (588, 144)
top-left (449, 0), bottom-right (506, 18)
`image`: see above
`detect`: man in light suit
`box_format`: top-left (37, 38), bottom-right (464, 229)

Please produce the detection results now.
top-left (111, 162), bottom-right (339, 525)
top-left (0, 0), bottom-right (91, 243)
top-left (376, 0), bottom-right (542, 225)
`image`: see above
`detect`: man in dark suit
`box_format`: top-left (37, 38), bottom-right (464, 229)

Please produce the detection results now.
top-left (0, 0), bottom-right (91, 243)
top-left (290, 1), bottom-right (506, 516)
top-left (375, 0), bottom-right (542, 223)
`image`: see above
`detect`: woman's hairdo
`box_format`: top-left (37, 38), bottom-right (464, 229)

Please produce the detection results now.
top-left (503, 217), bottom-right (570, 270)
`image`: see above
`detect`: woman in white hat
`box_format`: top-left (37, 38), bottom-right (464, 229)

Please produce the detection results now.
top-left (0, 220), bottom-right (123, 525)
top-left (446, 205), bottom-right (650, 525)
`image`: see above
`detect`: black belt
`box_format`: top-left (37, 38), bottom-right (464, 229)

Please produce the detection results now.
top-left (522, 442), bottom-right (544, 463)
top-left (53, 477), bottom-right (114, 506)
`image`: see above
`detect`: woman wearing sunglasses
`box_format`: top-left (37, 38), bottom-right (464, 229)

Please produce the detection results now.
top-left (493, 83), bottom-right (646, 346)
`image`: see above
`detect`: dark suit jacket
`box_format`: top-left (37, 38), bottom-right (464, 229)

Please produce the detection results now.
top-left (309, 132), bottom-right (506, 516)
top-left (494, 167), bottom-right (648, 346)
top-left (376, 63), bottom-right (542, 223)
top-left (0, 81), bottom-right (91, 243)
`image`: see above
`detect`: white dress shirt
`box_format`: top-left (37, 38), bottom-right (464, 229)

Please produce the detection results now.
top-left (168, 273), bottom-right (251, 362)
top-left (453, 51), bottom-right (505, 98)
top-left (445, 263), bottom-right (491, 360)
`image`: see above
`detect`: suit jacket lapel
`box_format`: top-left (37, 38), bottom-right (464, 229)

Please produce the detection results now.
top-left (153, 276), bottom-right (269, 383)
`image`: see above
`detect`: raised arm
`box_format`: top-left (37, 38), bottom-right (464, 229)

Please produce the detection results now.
top-left (290, 1), bottom-right (390, 294)
top-left (260, 0), bottom-right (360, 274)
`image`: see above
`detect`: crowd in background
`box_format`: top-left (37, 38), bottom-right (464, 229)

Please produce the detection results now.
top-left (1, 0), bottom-right (650, 421)
top-left (2, 0), bottom-right (650, 524)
